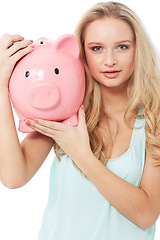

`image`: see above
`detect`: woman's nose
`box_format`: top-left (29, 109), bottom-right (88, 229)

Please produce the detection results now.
top-left (104, 50), bottom-right (117, 67)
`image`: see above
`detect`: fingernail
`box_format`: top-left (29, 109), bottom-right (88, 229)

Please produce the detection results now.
top-left (25, 120), bottom-right (31, 126)
top-left (30, 45), bottom-right (35, 48)
top-left (80, 105), bottom-right (85, 110)
top-left (34, 119), bottom-right (39, 123)
top-left (30, 40), bottom-right (33, 43)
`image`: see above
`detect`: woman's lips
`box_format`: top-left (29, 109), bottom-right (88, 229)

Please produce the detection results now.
top-left (103, 70), bottom-right (121, 79)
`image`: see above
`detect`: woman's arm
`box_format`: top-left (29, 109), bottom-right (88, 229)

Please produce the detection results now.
top-left (74, 151), bottom-right (160, 230)
top-left (26, 107), bottom-right (160, 230)
top-left (0, 90), bottom-right (53, 188)
top-left (0, 34), bottom-right (54, 188)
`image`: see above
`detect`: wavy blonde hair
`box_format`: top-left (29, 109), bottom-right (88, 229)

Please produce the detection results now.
top-left (54, 1), bottom-right (160, 166)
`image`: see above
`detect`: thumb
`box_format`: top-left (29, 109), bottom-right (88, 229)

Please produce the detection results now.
top-left (78, 105), bottom-right (86, 127)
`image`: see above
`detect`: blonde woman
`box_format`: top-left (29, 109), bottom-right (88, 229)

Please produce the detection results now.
top-left (0, 2), bottom-right (160, 240)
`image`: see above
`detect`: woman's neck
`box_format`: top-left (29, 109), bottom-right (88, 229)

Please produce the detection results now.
top-left (100, 84), bottom-right (129, 116)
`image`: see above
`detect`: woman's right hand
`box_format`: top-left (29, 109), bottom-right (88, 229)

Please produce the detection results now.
top-left (0, 34), bottom-right (34, 89)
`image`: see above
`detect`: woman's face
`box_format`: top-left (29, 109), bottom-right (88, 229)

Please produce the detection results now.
top-left (84, 17), bottom-right (136, 89)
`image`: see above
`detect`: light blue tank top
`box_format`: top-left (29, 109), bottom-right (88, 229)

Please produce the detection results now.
top-left (38, 115), bottom-right (156, 240)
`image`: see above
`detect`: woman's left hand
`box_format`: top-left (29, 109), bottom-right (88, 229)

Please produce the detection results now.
top-left (25, 106), bottom-right (91, 161)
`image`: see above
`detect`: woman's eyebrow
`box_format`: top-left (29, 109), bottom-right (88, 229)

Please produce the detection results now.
top-left (114, 40), bottom-right (133, 44)
top-left (87, 40), bottom-right (133, 46)
top-left (87, 42), bottom-right (103, 45)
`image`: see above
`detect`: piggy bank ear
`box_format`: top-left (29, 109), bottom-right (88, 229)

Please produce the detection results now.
top-left (52, 34), bottom-right (80, 59)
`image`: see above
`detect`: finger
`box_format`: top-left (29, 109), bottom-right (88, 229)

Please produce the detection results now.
top-left (26, 119), bottom-right (55, 138)
top-left (0, 34), bottom-right (24, 50)
top-left (33, 119), bottom-right (67, 131)
top-left (11, 45), bottom-right (34, 63)
top-left (78, 105), bottom-right (86, 127)
top-left (26, 119), bottom-right (65, 134)
top-left (34, 127), bottom-right (53, 138)
top-left (7, 40), bottom-right (33, 57)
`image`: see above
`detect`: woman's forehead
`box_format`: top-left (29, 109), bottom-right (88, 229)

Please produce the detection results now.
top-left (84, 18), bottom-right (135, 44)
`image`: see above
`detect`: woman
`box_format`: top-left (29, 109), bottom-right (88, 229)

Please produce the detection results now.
top-left (0, 2), bottom-right (160, 239)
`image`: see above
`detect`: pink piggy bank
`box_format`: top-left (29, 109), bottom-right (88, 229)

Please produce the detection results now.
top-left (9, 34), bottom-right (85, 133)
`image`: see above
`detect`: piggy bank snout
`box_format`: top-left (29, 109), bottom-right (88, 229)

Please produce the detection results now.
top-left (29, 83), bottom-right (60, 109)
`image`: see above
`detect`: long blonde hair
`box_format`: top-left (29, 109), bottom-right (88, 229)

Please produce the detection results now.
top-left (54, 2), bottom-right (160, 165)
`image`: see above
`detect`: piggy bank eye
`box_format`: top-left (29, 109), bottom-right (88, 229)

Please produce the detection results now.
top-left (54, 68), bottom-right (60, 75)
top-left (40, 41), bottom-right (44, 44)
top-left (25, 71), bottom-right (30, 78)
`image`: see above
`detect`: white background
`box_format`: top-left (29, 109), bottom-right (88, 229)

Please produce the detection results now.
top-left (0, 0), bottom-right (160, 239)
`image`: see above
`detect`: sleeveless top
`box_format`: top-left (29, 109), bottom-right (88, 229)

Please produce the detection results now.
top-left (38, 114), bottom-right (156, 240)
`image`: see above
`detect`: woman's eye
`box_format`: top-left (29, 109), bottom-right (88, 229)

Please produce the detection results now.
top-left (92, 46), bottom-right (102, 51)
top-left (117, 45), bottom-right (129, 50)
